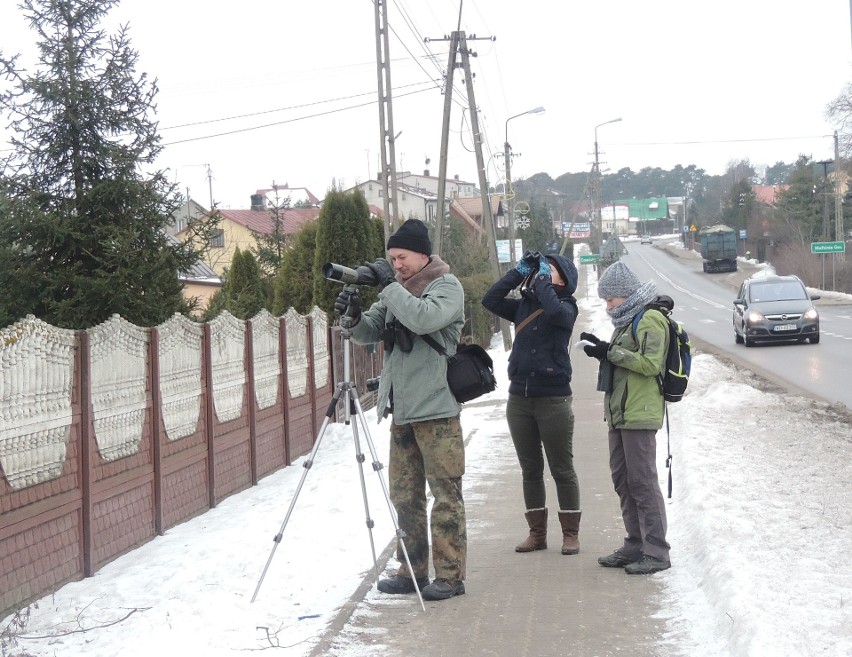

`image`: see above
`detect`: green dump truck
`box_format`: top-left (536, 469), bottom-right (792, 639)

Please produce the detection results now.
top-left (699, 224), bottom-right (738, 273)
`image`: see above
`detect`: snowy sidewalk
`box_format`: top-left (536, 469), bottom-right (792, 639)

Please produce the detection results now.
top-left (315, 341), bottom-right (667, 657)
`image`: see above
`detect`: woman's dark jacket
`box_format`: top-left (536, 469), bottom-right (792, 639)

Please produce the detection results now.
top-left (482, 254), bottom-right (579, 398)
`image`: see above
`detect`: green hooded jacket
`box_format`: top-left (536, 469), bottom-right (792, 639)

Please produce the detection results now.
top-left (601, 308), bottom-right (669, 430)
top-left (350, 273), bottom-right (465, 425)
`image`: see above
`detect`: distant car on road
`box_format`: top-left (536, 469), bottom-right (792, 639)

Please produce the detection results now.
top-left (732, 275), bottom-right (820, 346)
top-left (640, 235), bottom-right (653, 244)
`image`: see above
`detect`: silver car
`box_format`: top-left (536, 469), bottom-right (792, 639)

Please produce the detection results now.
top-left (732, 275), bottom-right (820, 346)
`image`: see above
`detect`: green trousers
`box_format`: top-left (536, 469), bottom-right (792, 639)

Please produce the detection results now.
top-left (506, 394), bottom-right (580, 510)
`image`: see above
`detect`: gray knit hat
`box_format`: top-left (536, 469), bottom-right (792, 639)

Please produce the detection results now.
top-left (597, 260), bottom-right (641, 299)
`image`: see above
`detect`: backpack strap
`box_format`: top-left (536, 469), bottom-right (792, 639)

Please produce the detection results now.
top-left (664, 403), bottom-right (673, 499)
top-left (630, 307), bottom-right (647, 342)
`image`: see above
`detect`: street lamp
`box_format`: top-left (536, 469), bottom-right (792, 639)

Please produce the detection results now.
top-left (592, 117), bottom-right (622, 253)
top-left (504, 106), bottom-right (545, 265)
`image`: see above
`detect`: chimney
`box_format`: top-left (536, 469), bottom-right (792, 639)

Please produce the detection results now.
top-left (424, 169), bottom-right (430, 177)
top-left (250, 194), bottom-right (266, 211)
top-left (454, 174), bottom-right (459, 181)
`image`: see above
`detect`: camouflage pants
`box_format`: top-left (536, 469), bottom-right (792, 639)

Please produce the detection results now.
top-left (389, 416), bottom-right (466, 582)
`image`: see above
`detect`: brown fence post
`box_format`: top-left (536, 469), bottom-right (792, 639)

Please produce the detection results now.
top-left (78, 330), bottom-right (94, 577)
top-left (246, 320), bottom-right (258, 486)
top-left (279, 316), bottom-right (291, 466)
top-left (149, 327), bottom-right (164, 536)
top-left (306, 314), bottom-right (318, 442)
top-left (202, 322), bottom-right (215, 509)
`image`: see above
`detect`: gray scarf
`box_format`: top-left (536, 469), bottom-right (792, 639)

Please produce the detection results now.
top-left (606, 280), bottom-right (658, 327)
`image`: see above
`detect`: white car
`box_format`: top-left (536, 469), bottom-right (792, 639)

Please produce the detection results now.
top-left (640, 235), bottom-right (653, 244)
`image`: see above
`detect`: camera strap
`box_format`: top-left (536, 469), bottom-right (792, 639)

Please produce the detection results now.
top-left (514, 308), bottom-right (544, 336)
top-left (421, 332), bottom-right (449, 357)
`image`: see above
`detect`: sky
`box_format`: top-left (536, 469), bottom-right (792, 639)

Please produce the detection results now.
top-left (3, 241), bottom-right (851, 657)
top-left (2, 1), bottom-right (852, 210)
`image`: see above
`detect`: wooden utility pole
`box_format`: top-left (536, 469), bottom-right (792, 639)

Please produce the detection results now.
top-left (373, 0), bottom-right (401, 242)
top-left (427, 29), bottom-right (511, 350)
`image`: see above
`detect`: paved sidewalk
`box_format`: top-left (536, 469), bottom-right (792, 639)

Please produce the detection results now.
top-left (312, 335), bottom-right (671, 657)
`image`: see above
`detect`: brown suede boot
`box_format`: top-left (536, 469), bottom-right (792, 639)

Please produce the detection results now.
top-left (558, 510), bottom-right (581, 555)
top-left (516, 508), bottom-right (548, 552)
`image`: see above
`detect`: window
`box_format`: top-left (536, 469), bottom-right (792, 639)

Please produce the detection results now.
top-left (209, 229), bottom-right (224, 248)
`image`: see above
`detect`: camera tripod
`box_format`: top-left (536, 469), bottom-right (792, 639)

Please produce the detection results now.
top-left (251, 287), bottom-right (425, 610)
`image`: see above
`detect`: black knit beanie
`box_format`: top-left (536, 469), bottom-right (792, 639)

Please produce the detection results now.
top-left (386, 219), bottom-right (432, 256)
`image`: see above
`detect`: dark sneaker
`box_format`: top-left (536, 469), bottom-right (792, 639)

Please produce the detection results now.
top-left (420, 578), bottom-right (465, 601)
top-left (377, 574), bottom-right (429, 594)
top-left (624, 555), bottom-right (671, 575)
top-left (597, 549), bottom-right (641, 568)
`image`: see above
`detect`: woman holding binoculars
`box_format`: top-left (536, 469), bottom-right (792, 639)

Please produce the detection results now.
top-left (482, 250), bottom-right (582, 555)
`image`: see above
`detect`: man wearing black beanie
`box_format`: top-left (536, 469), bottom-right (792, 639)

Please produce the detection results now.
top-left (340, 218), bottom-right (468, 601)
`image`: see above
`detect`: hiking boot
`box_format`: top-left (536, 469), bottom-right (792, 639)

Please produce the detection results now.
top-left (597, 548), bottom-right (640, 568)
top-left (420, 578), bottom-right (465, 601)
top-left (624, 555), bottom-right (671, 575)
top-left (376, 574), bottom-right (429, 594)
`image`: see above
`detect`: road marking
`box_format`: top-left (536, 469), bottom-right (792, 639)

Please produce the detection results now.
top-left (638, 253), bottom-right (728, 310)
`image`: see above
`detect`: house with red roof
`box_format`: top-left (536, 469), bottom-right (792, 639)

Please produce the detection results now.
top-left (179, 186), bottom-right (321, 276)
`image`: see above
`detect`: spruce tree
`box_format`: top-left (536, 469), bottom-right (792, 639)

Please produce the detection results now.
top-left (312, 188), bottom-right (383, 313)
top-left (0, 0), bottom-right (200, 329)
top-left (273, 220), bottom-right (318, 315)
top-left (225, 248), bottom-right (266, 320)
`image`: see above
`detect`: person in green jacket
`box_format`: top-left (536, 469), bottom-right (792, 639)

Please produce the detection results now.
top-left (334, 218), bottom-right (467, 601)
top-left (580, 260), bottom-right (672, 575)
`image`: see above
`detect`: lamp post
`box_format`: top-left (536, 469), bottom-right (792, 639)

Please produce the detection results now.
top-left (504, 106), bottom-right (545, 266)
top-left (592, 117), bottom-right (622, 254)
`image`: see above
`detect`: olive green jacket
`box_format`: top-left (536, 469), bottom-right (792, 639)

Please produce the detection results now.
top-left (350, 274), bottom-right (465, 425)
top-left (601, 309), bottom-right (669, 430)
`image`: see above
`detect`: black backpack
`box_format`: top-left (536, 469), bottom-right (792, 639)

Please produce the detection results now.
top-left (630, 295), bottom-right (692, 403)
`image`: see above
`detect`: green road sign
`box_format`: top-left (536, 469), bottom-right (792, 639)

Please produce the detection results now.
top-left (579, 254), bottom-right (600, 263)
top-left (810, 241), bottom-right (846, 254)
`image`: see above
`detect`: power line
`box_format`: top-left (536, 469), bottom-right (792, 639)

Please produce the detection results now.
top-left (160, 87), bottom-right (435, 147)
top-left (617, 135), bottom-right (833, 147)
top-left (159, 81), bottom-right (436, 132)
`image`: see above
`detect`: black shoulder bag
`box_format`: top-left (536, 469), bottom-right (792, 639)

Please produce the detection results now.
top-left (421, 333), bottom-right (497, 403)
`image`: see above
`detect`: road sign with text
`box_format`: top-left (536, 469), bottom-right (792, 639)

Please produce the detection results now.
top-left (579, 254), bottom-right (601, 264)
top-left (810, 241), bottom-right (845, 254)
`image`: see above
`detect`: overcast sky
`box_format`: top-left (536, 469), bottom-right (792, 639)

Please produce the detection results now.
top-left (2, 1), bottom-right (851, 209)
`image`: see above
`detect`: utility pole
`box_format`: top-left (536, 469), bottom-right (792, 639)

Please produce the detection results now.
top-left (431, 31), bottom-right (460, 256)
top-left (591, 118), bottom-right (621, 254)
top-left (373, 0), bottom-right (401, 243)
top-left (835, 131), bottom-right (845, 261)
top-left (427, 29), bottom-right (511, 350)
top-left (503, 107), bottom-right (544, 266)
top-left (206, 164), bottom-right (214, 209)
top-left (816, 159), bottom-right (833, 240)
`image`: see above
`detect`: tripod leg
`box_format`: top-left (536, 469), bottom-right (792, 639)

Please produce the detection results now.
top-left (250, 385), bottom-right (343, 603)
top-left (351, 391), bottom-right (425, 611)
top-left (346, 390), bottom-right (380, 578)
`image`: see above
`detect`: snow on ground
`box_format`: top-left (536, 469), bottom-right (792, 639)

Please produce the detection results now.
top-left (2, 275), bottom-right (851, 657)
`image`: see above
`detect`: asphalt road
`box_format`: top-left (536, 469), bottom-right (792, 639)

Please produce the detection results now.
top-left (597, 240), bottom-right (852, 412)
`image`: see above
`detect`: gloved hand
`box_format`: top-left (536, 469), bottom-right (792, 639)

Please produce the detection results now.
top-left (334, 289), bottom-right (362, 322)
top-left (537, 257), bottom-right (551, 277)
top-left (365, 258), bottom-right (396, 288)
top-left (580, 332), bottom-right (601, 344)
top-left (583, 340), bottom-right (609, 359)
top-left (514, 250), bottom-right (539, 276)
